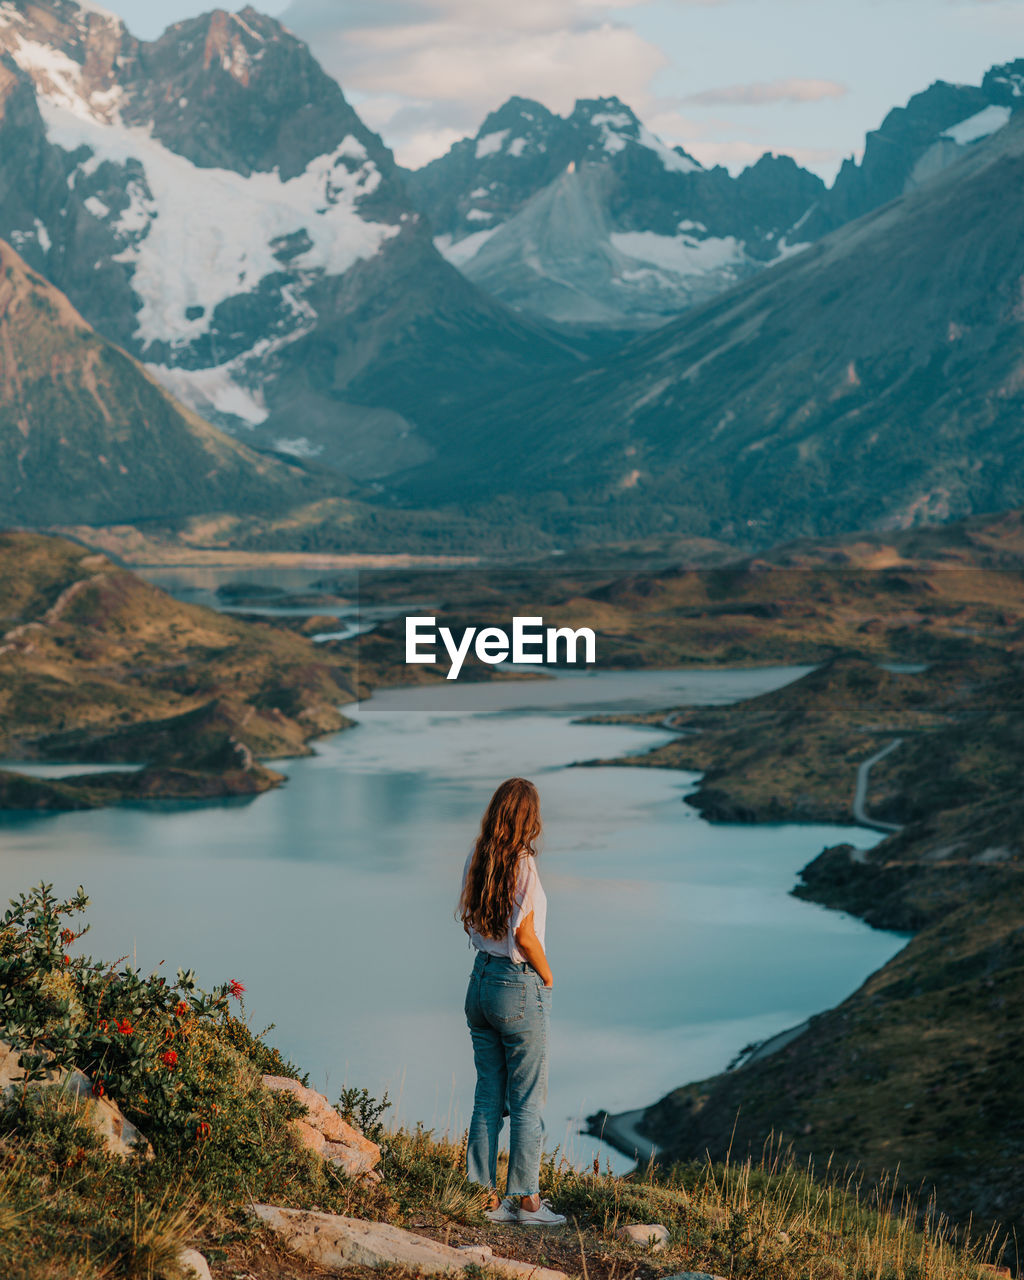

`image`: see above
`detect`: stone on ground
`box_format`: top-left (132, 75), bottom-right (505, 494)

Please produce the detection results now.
top-left (617, 1222), bottom-right (669, 1249)
top-left (252, 1205), bottom-right (567, 1280)
top-left (262, 1075), bottom-right (381, 1177)
top-left (0, 1039), bottom-right (152, 1159)
top-left (178, 1248), bottom-right (213, 1280)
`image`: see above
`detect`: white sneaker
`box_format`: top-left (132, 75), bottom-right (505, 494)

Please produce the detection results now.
top-left (517, 1198), bottom-right (566, 1226)
top-left (485, 1196), bottom-right (518, 1223)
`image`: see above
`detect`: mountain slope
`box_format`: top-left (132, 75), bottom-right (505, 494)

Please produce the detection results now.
top-left (797, 59), bottom-right (1024, 240)
top-left (405, 64), bottom-right (1024, 337)
top-left (405, 95), bottom-right (823, 330)
top-left (0, 238), bottom-right (320, 525)
top-left (0, 0), bottom-right (578, 482)
top-left (396, 109), bottom-right (1024, 544)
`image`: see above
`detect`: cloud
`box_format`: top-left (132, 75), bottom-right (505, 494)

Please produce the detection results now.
top-left (644, 110), bottom-right (848, 175)
top-left (280, 0), bottom-right (666, 166)
top-left (684, 78), bottom-right (849, 106)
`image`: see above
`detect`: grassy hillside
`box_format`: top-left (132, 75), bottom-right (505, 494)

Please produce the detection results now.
top-left (574, 546), bottom-right (1024, 1263)
top-left (0, 242), bottom-right (325, 527)
top-left (0, 532), bottom-right (357, 805)
top-left (0, 882), bottom-right (1012, 1279)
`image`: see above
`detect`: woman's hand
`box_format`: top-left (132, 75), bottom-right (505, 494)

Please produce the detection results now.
top-left (513, 910), bottom-right (554, 988)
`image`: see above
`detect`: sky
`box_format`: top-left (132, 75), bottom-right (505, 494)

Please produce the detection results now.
top-left (101, 0), bottom-right (1024, 178)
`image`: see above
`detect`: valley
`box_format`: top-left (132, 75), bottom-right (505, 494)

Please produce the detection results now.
top-left (0, 2), bottom-right (1023, 1273)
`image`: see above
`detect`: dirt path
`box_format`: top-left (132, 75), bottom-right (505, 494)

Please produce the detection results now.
top-left (852, 737), bottom-right (904, 840)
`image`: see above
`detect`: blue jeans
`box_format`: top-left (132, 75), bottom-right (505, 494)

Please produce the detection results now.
top-left (464, 950), bottom-right (551, 1196)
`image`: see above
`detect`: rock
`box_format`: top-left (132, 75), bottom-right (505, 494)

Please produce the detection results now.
top-left (178, 1249), bottom-right (213, 1280)
top-left (457, 1244), bottom-right (494, 1259)
top-left (0, 1040), bottom-right (152, 1160)
top-left (616, 1222), bottom-right (669, 1250)
top-left (263, 1075), bottom-right (381, 1177)
top-left (251, 1205), bottom-right (567, 1280)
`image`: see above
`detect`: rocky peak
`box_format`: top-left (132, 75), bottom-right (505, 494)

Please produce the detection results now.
top-left (0, 0), bottom-right (135, 122)
top-left (983, 58), bottom-right (1024, 106)
top-left (567, 95), bottom-right (701, 173)
top-left (121, 8), bottom-right (397, 184)
top-left (473, 96), bottom-right (557, 156)
top-left (797, 63), bottom-right (1020, 240)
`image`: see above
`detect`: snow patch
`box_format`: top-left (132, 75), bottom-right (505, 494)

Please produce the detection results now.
top-left (434, 226), bottom-right (501, 267)
top-left (8, 34), bottom-right (123, 123)
top-left (274, 437), bottom-right (323, 459)
top-left (773, 236), bottom-right (809, 262)
top-left (590, 112), bottom-right (630, 153)
top-left (147, 361), bottom-right (269, 426)
top-left (507, 137), bottom-right (528, 158)
top-left (611, 229), bottom-right (745, 277)
top-left (638, 125), bottom-right (701, 174)
top-left (34, 218), bottom-right (51, 254)
top-left (469, 186), bottom-right (489, 198)
top-left (466, 208), bottom-right (493, 222)
top-left (475, 129), bottom-right (509, 159)
top-left (941, 104), bottom-right (1011, 145)
top-left (84, 195), bottom-right (110, 218)
top-left (38, 100), bottom-right (400, 349)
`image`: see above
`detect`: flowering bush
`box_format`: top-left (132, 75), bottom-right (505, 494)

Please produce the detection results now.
top-left (0, 882), bottom-right (300, 1162)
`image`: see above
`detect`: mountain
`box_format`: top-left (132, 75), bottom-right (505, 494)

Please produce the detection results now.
top-left (795, 59), bottom-right (1024, 240)
top-left (0, 0), bottom-right (578, 483)
top-left (0, 237), bottom-right (322, 526)
top-left (404, 95), bottom-right (824, 331)
top-left (405, 64), bottom-right (1024, 336)
top-left (394, 107), bottom-right (1024, 545)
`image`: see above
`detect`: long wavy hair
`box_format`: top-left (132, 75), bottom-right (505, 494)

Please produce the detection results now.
top-left (459, 778), bottom-right (542, 939)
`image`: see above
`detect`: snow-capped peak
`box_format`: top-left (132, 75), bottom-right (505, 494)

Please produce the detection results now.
top-left (0, 0), bottom-right (129, 124)
top-left (570, 96), bottom-right (701, 173)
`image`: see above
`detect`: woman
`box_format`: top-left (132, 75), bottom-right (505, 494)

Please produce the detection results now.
top-left (459, 777), bottom-right (566, 1226)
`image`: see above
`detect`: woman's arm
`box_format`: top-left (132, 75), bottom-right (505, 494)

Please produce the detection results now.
top-left (513, 910), bottom-right (553, 987)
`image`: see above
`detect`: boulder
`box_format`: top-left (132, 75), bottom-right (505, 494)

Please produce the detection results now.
top-left (616, 1222), bottom-right (669, 1250)
top-left (251, 1205), bottom-right (567, 1280)
top-left (262, 1075), bottom-right (381, 1177)
top-left (0, 1039), bottom-right (152, 1160)
top-left (178, 1249), bottom-right (214, 1280)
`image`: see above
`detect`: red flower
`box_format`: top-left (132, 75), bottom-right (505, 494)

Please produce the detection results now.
top-left (160, 1050), bottom-right (178, 1068)
top-left (228, 979), bottom-right (246, 1000)
top-left (195, 1121), bottom-right (212, 1141)
top-left (97, 1019), bottom-right (108, 1034)
top-left (174, 1000), bottom-right (189, 1017)
top-left (60, 929), bottom-right (75, 945)
top-left (91, 1079), bottom-right (105, 1098)
top-left (63, 956), bottom-right (70, 966)
top-left (115, 1018), bottom-right (134, 1036)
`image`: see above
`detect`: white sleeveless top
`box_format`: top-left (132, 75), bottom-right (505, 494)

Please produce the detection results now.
top-left (461, 850), bottom-right (547, 965)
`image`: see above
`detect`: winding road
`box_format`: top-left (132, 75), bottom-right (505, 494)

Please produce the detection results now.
top-left (852, 737), bottom-right (905, 840)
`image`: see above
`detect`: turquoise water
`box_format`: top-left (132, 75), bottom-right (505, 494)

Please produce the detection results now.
top-left (0, 665), bottom-right (905, 1171)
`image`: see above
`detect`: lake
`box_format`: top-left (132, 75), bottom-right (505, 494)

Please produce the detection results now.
top-left (0, 660), bottom-right (905, 1171)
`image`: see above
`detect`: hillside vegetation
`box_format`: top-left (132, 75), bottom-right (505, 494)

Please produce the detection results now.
top-left (571, 524), bottom-right (1024, 1265)
top-left (0, 883), bottom-right (1012, 1280)
top-left (0, 533), bottom-right (356, 806)
top-left (0, 243), bottom-right (323, 527)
